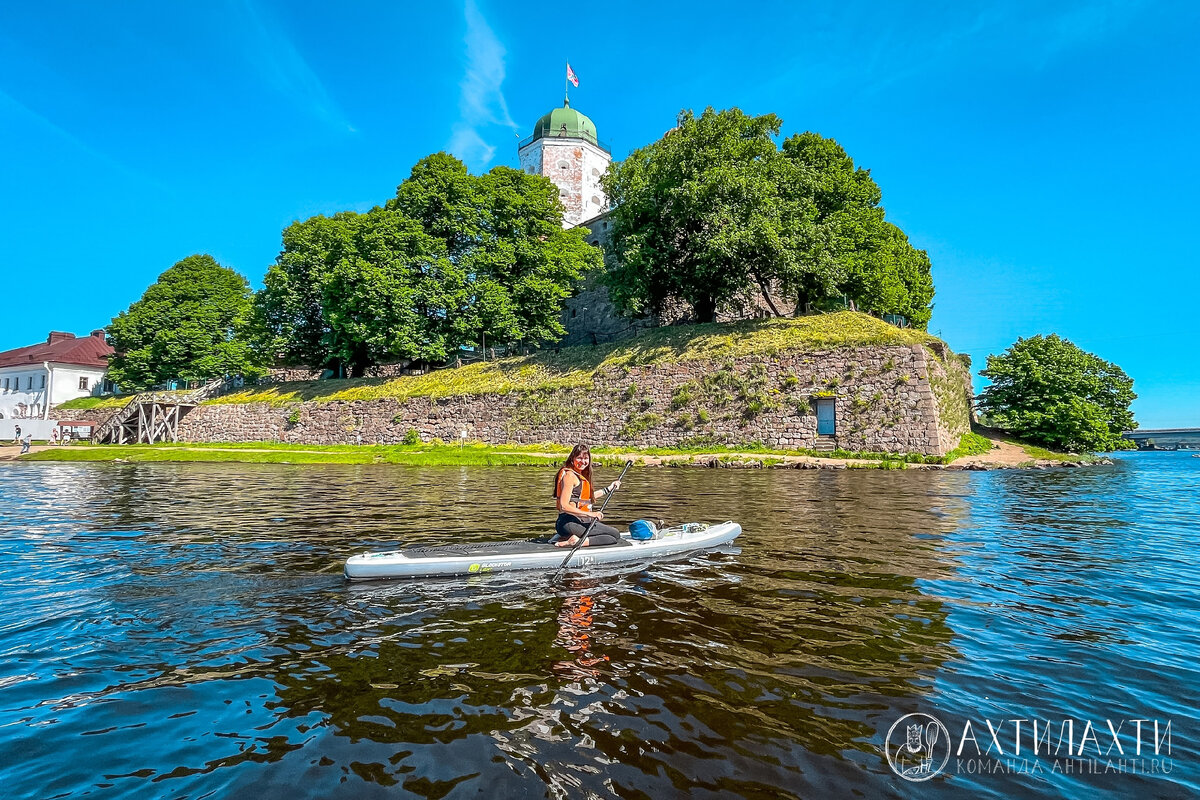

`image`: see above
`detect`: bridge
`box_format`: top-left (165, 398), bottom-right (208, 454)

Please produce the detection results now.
top-left (1122, 428), bottom-right (1200, 450)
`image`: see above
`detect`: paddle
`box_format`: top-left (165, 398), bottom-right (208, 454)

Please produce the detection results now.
top-left (550, 460), bottom-right (633, 583)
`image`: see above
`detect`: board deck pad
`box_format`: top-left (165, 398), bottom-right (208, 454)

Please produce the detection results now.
top-left (399, 538), bottom-right (632, 559)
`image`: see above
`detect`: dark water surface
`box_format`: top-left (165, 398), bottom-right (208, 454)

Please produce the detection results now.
top-left (0, 454), bottom-right (1196, 798)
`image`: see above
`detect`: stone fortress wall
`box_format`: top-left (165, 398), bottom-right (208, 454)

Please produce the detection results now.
top-left (64, 343), bottom-right (973, 456)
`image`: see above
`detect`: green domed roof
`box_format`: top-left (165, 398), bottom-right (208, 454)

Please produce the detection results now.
top-left (531, 102), bottom-right (600, 147)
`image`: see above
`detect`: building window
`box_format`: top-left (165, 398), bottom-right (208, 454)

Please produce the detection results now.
top-left (27, 376), bottom-right (33, 389)
top-left (2, 378), bottom-right (7, 390)
top-left (591, 240), bottom-right (599, 246)
top-left (79, 377), bottom-right (89, 391)
top-left (591, 168), bottom-right (601, 177)
top-left (41, 374), bottom-right (46, 388)
top-left (603, 221), bottom-right (608, 229)
top-left (590, 195), bottom-right (602, 207)
top-left (557, 160), bottom-right (570, 170)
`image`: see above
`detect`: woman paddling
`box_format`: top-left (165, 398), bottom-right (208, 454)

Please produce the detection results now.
top-left (553, 445), bottom-right (622, 548)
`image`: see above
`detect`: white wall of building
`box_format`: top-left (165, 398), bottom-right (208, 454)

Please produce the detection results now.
top-left (0, 363), bottom-right (108, 420)
top-left (0, 418), bottom-right (59, 441)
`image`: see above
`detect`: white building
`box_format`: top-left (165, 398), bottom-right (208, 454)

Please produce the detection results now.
top-left (517, 100), bottom-right (611, 227)
top-left (0, 330), bottom-right (114, 421)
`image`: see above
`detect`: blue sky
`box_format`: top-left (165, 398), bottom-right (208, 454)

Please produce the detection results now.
top-left (1, 1), bottom-right (1195, 426)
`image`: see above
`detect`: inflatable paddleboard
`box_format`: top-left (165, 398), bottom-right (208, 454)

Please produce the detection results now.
top-left (344, 521), bottom-right (741, 580)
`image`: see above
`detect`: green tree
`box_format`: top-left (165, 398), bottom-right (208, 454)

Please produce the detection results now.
top-left (259, 153), bottom-right (602, 376)
top-left (601, 108), bottom-right (934, 326)
top-left (603, 108), bottom-right (795, 322)
top-left (107, 254), bottom-right (264, 390)
top-left (781, 132), bottom-right (934, 326)
top-left (978, 334), bottom-right (1137, 452)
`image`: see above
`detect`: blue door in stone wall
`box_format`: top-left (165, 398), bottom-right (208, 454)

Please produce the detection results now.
top-left (816, 398), bottom-right (836, 435)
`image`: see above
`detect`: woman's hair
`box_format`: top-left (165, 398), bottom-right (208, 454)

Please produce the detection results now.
top-left (554, 444), bottom-right (593, 498)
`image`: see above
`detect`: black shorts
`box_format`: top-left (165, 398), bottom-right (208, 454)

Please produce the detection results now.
top-left (554, 513), bottom-right (621, 546)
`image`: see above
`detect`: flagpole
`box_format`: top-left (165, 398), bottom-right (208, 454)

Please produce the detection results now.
top-left (564, 59), bottom-right (569, 105)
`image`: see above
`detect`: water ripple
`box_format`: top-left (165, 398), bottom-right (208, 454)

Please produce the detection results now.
top-left (0, 454), bottom-right (1196, 798)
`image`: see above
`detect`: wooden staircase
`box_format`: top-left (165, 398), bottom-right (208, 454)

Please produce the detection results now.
top-left (91, 378), bottom-right (228, 445)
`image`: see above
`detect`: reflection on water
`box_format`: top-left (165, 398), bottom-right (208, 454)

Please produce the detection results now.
top-left (0, 455), bottom-right (1196, 798)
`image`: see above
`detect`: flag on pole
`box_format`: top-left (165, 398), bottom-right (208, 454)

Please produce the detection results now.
top-left (566, 62), bottom-right (579, 87)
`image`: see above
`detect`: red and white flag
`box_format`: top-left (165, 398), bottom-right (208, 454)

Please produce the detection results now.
top-left (566, 63), bottom-right (579, 87)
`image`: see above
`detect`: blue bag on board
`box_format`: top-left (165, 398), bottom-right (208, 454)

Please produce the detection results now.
top-left (629, 520), bottom-right (657, 540)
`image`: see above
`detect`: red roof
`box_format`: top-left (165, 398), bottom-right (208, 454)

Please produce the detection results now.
top-left (0, 331), bottom-right (113, 369)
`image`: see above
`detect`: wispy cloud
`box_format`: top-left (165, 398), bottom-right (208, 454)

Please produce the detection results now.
top-left (448, 0), bottom-right (519, 169)
top-left (0, 87), bottom-right (164, 188)
top-left (234, 0), bottom-right (355, 132)
top-left (760, 1), bottom-right (1150, 104)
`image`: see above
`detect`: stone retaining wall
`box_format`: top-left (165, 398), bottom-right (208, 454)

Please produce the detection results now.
top-left (57, 344), bottom-right (972, 455)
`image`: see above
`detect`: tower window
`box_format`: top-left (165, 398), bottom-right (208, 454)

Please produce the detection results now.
top-left (591, 195), bottom-right (602, 207)
top-left (557, 160), bottom-right (570, 170)
top-left (591, 168), bottom-right (601, 177)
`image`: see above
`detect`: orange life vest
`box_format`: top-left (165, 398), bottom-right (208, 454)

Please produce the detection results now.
top-left (556, 467), bottom-right (594, 512)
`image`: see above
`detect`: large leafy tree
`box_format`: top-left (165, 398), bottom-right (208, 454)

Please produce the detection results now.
top-left (781, 132), bottom-right (934, 327)
top-left (259, 153), bottom-right (601, 376)
top-left (978, 334), bottom-right (1137, 452)
top-left (601, 108), bottom-right (934, 326)
top-left (107, 254), bottom-right (264, 390)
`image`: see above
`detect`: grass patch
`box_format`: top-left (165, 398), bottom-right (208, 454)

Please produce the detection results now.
top-left (1019, 444), bottom-right (1099, 463)
top-left (54, 394), bottom-right (131, 410)
top-left (20, 442), bottom-right (575, 467)
top-left (942, 432), bottom-right (994, 462)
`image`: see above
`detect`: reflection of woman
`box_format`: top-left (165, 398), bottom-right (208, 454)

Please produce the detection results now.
top-left (552, 445), bottom-right (622, 548)
top-left (553, 594), bottom-right (609, 677)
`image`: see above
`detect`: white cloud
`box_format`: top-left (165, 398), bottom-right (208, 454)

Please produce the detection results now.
top-left (235, 0), bottom-right (355, 132)
top-left (449, 0), bottom-right (518, 169)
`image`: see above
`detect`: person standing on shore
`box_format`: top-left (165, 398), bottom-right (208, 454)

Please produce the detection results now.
top-left (13, 425), bottom-right (21, 445)
top-left (19, 432), bottom-right (31, 454)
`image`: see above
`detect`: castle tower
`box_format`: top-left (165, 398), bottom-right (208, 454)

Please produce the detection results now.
top-left (518, 100), bottom-right (610, 227)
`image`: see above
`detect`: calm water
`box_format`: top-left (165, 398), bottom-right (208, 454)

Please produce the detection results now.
top-left (0, 454), bottom-right (1196, 798)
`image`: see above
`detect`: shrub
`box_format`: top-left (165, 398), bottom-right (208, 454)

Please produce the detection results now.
top-left (670, 386), bottom-right (693, 410)
top-left (979, 334), bottom-right (1136, 452)
top-left (402, 428), bottom-right (421, 445)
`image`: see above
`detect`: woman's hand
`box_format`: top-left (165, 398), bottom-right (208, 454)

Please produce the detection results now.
top-left (592, 511), bottom-right (605, 521)
top-left (608, 480), bottom-right (621, 493)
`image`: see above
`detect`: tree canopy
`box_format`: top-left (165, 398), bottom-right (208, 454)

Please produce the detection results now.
top-left (107, 254), bottom-right (264, 390)
top-left (601, 108), bottom-right (934, 326)
top-left (258, 153), bottom-right (601, 375)
top-left (978, 334), bottom-right (1137, 452)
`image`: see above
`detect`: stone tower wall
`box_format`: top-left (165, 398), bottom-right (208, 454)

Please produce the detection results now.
top-left (519, 138), bottom-right (610, 227)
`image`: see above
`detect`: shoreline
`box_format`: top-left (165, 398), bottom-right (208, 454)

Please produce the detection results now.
top-left (1, 436), bottom-right (1111, 470)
